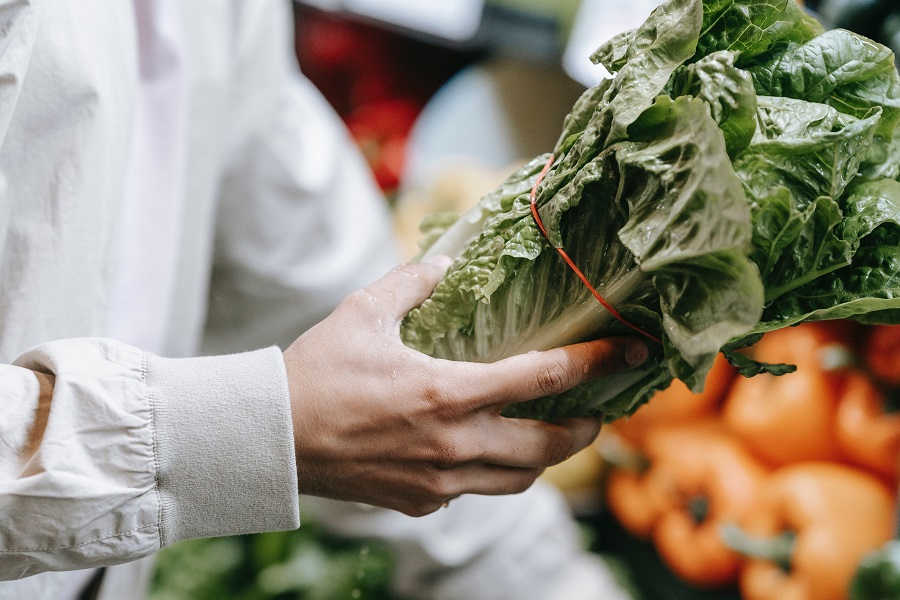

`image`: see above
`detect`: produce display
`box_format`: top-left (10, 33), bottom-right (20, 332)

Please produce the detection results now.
top-left (399, 0), bottom-right (900, 423)
top-left (724, 463), bottom-right (893, 600)
top-left (592, 321), bottom-right (900, 600)
top-left (720, 322), bottom-right (852, 467)
top-left (605, 425), bottom-right (768, 588)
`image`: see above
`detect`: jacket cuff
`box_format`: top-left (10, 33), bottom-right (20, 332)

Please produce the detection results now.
top-left (145, 347), bottom-right (300, 545)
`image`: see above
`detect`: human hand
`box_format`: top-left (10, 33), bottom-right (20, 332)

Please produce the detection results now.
top-left (283, 257), bottom-right (648, 516)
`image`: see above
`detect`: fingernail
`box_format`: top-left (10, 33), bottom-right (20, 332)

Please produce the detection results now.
top-left (423, 255), bottom-right (453, 269)
top-left (625, 339), bottom-right (648, 367)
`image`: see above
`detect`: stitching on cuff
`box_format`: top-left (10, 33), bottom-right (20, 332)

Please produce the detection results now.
top-left (143, 353), bottom-right (165, 550)
top-left (0, 524), bottom-right (159, 553)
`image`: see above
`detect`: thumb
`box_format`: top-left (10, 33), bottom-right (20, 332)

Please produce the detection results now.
top-left (363, 255), bottom-right (453, 321)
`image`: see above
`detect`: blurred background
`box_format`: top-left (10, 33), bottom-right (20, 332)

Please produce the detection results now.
top-left (149, 1), bottom-right (900, 599)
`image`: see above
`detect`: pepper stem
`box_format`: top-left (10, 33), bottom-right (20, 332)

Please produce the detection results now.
top-left (688, 496), bottom-right (710, 525)
top-left (719, 523), bottom-right (795, 572)
top-left (818, 344), bottom-right (857, 371)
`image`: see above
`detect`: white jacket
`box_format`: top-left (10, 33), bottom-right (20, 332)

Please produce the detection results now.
top-left (0, 2), bottom-right (627, 599)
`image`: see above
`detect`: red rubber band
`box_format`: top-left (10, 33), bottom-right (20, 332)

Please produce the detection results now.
top-left (530, 154), bottom-right (662, 344)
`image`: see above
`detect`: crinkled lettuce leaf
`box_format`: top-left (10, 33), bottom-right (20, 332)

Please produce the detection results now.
top-left (667, 50), bottom-right (759, 156)
top-left (750, 28), bottom-right (900, 175)
top-left (695, 0), bottom-right (822, 67)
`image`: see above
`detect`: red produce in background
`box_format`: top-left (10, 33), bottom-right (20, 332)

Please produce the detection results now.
top-left (293, 6), bottom-right (479, 195)
top-left (864, 324), bottom-right (900, 387)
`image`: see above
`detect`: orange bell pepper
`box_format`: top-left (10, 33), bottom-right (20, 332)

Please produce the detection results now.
top-left (605, 467), bottom-right (662, 539)
top-left (835, 370), bottom-right (900, 483)
top-left (602, 429), bottom-right (663, 539)
top-left (722, 462), bottom-right (895, 600)
top-left (614, 353), bottom-right (736, 445)
top-left (606, 426), bottom-right (768, 588)
top-left (722, 322), bottom-right (851, 467)
top-left (863, 325), bottom-right (900, 387)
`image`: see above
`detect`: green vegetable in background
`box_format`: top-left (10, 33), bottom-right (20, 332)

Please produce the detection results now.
top-left (149, 526), bottom-right (393, 600)
top-left (399, 0), bottom-right (900, 421)
top-left (850, 540), bottom-right (900, 600)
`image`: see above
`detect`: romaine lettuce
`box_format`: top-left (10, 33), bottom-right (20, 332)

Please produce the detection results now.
top-left (399, 0), bottom-right (900, 421)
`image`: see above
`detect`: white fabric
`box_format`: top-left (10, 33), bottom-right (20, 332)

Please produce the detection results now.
top-left (544, 552), bottom-right (635, 600)
top-left (304, 481), bottom-right (629, 600)
top-left (107, 0), bottom-right (187, 355)
top-left (0, 2), bottom-right (625, 600)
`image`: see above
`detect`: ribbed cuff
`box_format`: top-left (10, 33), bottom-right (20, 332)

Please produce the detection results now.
top-left (145, 347), bottom-right (300, 545)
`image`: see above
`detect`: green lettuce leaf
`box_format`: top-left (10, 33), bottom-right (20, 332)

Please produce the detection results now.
top-left (756, 179), bottom-right (900, 328)
top-left (695, 0), bottom-right (822, 66)
top-left (733, 97), bottom-right (881, 301)
top-left (667, 50), bottom-right (759, 156)
top-left (750, 28), bottom-right (900, 172)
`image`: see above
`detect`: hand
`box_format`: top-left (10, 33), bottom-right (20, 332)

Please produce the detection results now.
top-left (283, 257), bottom-right (648, 516)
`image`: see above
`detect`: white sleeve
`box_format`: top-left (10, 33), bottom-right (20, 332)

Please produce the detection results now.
top-left (0, 339), bottom-right (299, 581)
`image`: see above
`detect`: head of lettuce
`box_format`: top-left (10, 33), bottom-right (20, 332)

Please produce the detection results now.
top-left (399, 0), bottom-right (900, 422)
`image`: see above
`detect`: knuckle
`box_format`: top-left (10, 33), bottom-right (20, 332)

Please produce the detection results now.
top-left (535, 359), bottom-right (573, 396)
top-left (419, 373), bottom-right (468, 418)
top-left (420, 377), bottom-right (447, 409)
top-left (340, 288), bottom-right (378, 315)
top-left (430, 434), bottom-right (469, 469)
top-left (421, 469), bottom-right (459, 501)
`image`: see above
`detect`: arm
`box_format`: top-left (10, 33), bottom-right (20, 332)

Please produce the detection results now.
top-left (0, 3), bottom-right (300, 580)
top-left (0, 340), bottom-right (300, 581)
